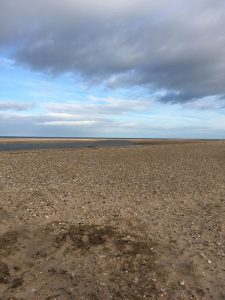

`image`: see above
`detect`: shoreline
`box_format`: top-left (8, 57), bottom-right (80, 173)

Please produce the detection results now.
top-left (0, 138), bottom-right (215, 152)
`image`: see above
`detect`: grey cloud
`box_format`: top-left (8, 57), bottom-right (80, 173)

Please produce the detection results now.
top-left (0, 101), bottom-right (33, 111)
top-left (1, 0), bottom-right (225, 103)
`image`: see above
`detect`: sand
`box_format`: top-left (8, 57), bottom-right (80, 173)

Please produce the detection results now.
top-left (0, 141), bottom-right (224, 299)
top-left (0, 138), bottom-right (100, 144)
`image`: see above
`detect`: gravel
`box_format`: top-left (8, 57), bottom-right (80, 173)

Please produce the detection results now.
top-left (0, 141), bottom-right (224, 299)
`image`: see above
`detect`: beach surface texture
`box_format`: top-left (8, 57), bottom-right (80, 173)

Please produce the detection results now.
top-left (0, 141), bottom-right (224, 299)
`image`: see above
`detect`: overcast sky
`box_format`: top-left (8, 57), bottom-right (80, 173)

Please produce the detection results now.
top-left (1, 0), bottom-right (225, 138)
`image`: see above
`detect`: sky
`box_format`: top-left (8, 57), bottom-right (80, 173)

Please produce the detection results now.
top-left (1, 0), bottom-right (225, 138)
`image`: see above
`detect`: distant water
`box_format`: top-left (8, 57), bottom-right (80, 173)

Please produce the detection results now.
top-left (0, 139), bottom-right (132, 152)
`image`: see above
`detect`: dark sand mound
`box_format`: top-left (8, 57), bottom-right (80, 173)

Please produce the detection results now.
top-left (0, 219), bottom-right (207, 299)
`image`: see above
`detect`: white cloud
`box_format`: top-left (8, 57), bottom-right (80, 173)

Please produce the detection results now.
top-left (184, 96), bottom-right (225, 110)
top-left (0, 57), bottom-right (14, 68)
top-left (42, 120), bottom-right (97, 126)
top-left (1, 103), bottom-right (225, 138)
top-left (46, 112), bottom-right (81, 119)
top-left (46, 96), bottom-right (153, 116)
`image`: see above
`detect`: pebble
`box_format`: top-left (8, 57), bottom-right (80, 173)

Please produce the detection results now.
top-left (82, 235), bottom-right (89, 243)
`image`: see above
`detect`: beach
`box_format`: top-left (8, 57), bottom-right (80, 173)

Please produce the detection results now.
top-left (0, 141), bottom-right (224, 299)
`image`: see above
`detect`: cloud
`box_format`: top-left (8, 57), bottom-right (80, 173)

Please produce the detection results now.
top-left (0, 0), bottom-right (225, 104)
top-left (184, 96), bottom-right (225, 110)
top-left (2, 108), bottom-right (225, 138)
top-left (0, 57), bottom-right (14, 68)
top-left (47, 96), bottom-right (153, 115)
top-left (0, 101), bottom-right (33, 111)
top-left (42, 120), bottom-right (97, 126)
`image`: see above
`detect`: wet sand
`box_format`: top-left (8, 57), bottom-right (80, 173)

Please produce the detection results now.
top-left (0, 138), bottom-right (207, 152)
top-left (0, 138), bottom-right (100, 143)
top-left (0, 139), bottom-right (132, 152)
top-left (0, 141), bottom-right (224, 299)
